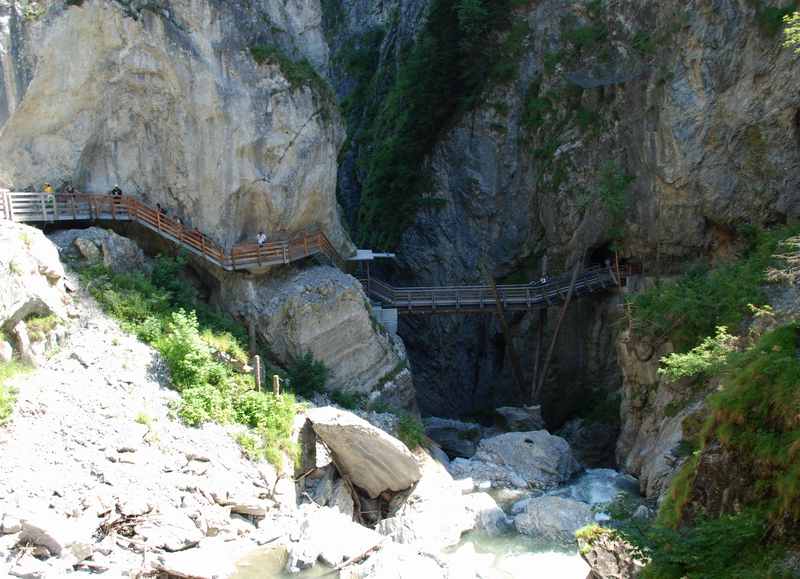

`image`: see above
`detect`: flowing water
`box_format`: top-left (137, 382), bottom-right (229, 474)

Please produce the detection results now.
top-left (233, 468), bottom-right (643, 578)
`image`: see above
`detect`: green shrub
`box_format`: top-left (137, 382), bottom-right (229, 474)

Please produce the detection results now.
top-left (25, 314), bottom-right (60, 342)
top-left (658, 326), bottom-right (738, 381)
top-left (397, 413), bottom-right (427, 450)
top-left (628, 226), bottom-right (800, 350)
top-left (0, 361), bottom-right (27, 425)
top-left (287, 352), bottom-right (328, 399)
top-left (330, 390), bottom-right (366, 410)
top-left (76, 259), bottom-right (295, 468)
top-left (249, 44), bottom-right (333, 99)
top-left (134, 412), bottom-right (153, 426)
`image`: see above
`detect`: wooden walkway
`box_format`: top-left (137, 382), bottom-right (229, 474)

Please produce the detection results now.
top-left (360, 265), bottom-right (625, 315)
top-left (1, 191), bottom-right (343, 272)
top-left (2, 191), bottom-right (631, 313)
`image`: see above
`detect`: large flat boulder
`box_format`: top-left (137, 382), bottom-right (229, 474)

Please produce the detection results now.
top-left (306, 407), bottom-right (421, 498)
top-left (495, 405), bottom-right (545, 432)
top-left (514, 496), bottom-right (593, 544)
top-left (449, 431), bottom-right (581, 490)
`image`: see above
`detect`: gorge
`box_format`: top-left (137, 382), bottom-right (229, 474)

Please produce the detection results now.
top-left (1, 0), bottom-right (800, 577)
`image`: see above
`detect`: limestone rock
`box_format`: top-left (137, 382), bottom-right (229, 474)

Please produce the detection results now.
top-left (0, 0), bottom-right (351, 255)
top-left (134, 509), bottom-right (204, 552)
top-left (423, 416), bottom-right (481, 459)
top-left (17, 511), bottom-right (93, 562)
top-left (449, 431), bottom-right (581, 490)
top-left (286, 505), bottom-right (383, 572)
top-left (340, 543), bottom-right (446, 579)
top-left (514, 496), bottom-right (593, 545)
top-left (0, 222), bottom-right (66, 333)
top-left (155, 538), bottom-right (252, 579)
top-left (495, 406), bottom-right (545, 432)
top-left (220, 267), bottom-right (414, 402)
top-left (578, 527), bottom-right (648, 579)
top-left (463, 492), bottom-right (509, 536)
top-left (306, 407), bottom-right (421, 498)
top-left (376, 451), bottom-right (473, 551)
top-left (73, 238), bottom-right (101, 262)
top-left (0, 340), bottom-right (12, 363)
top-left (328, 479), bottom-right (355, 519)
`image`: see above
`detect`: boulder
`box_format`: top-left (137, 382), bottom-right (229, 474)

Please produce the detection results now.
top-left (329, 479), bottom-right (355, 519)
top-left (495, 405), bottom-right (545, 432)
top-left (514, 496), bottom-right (593, 544)
top-left (0, 222), bottom-right (66, 333)
top-left (558, 418), bottom-right (619, 468)
top-left (449, 431), bottom-right (581, 490)
top-left (17, 511), bottom-right (94, 563)
top-left (134, 509), bottom-right (204, 552)
top-left (0, 340), bottom-right (13, 363)
top-left (155, 538), bottom-right (253, 579)
top-left (74, 237), bottom-right (102, 262)
top-left (423, 417), bottom-right (481, 459)
top-left (463, 492), bottom-right (509, 536)
top-left (340, 543), bottom-right (446, 579)
top-left (286, 505), bottom-right (383, 572)
top-left (218, 267), bottom-right (414, 404)
top-left (306, 408), bottom-right (421, 498)
top-left (49, 227), bottom-right (148, 274)
top-left (577, 526), bottom-right (648, 579)
top-left (376, 451), bottom-right (473, 551)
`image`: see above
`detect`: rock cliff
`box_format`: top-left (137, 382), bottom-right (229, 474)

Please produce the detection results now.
top-left (0, 0), bottom-right (350, 253)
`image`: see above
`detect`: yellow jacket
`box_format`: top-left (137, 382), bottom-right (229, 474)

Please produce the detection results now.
top-left (43, 185), bottom-right (54, 194)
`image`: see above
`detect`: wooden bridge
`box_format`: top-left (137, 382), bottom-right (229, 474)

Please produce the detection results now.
top-left (0, 191), bottom-right (343, 272)
top-left (360, 264), bottom-right (625, 315)
top-left (2, 191), bottom-right (631, 314)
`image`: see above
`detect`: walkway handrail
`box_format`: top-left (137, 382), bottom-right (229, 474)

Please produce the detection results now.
top-left (1, 191), bottom-right (344, 272)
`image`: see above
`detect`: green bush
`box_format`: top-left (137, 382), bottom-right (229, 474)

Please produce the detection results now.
top-left (0, 361), bottom-right (27, 425)
top-left (287, 352), bottom-right (328, 398)
top-left (249, 44), bottom-right (333, 99)
top-left (658, 326), bottom-right (738, 381)
top-left (76, 258), bottom-right (296, 468)
top-left (330, 390), bottom-right (367, 410)
top-left (397, 413), bottom-right (427, 450)
top-left (25, 314), bottom-right (60, 342)
top-left (628, 226), bottom-right (800, 350)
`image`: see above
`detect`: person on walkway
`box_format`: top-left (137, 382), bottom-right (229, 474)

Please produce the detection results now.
top-left (156, 203), bottom-right (167, 216)
top-left (110, 185), bottom-right (122, 197)
top-left (62, 181), bottom-right (76, 195)
top-left (257, 232), bottom-right (267, 247)
top-left (43, 182), bottom-right (54, 194)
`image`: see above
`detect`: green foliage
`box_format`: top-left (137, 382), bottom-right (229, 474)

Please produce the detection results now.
top-left (783, 11), bottom-right (800, 51)
top-left (658, 326), bottom-right (738, 381)
top-left (330, 390), bottom-right (367, 410)
top-left (625, 509), bottom-right (787, 579)
top-left (24, 314), bottom-right (60, 342)
top-left (355, 0), bottom-right (530, 249)
top-left (397, 413), bottom-right (427, 450)
top-left (0, 361), bottom-right (28, 425)
top-left (134, 412), bottom-right (152, 426)
top-left (19, 0), bottom-right (45, 20)
top-left (748, 1), bottom-right (795, 37)
top-left (286, 352), bottom-right (328, 399)
top-left (597, 160), bottom-right (633, 228)
top-left (627, 226), bottom-right (800, 350)
top-left (250, 44), bottom-right (333, 99)
top-left (77, 258), bottom-right (296, 468)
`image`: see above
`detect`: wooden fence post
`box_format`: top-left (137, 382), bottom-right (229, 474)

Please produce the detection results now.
top-left (272, 374), bottom-right (281, 396)
top-left (253, 355), bottom-right (262, 392)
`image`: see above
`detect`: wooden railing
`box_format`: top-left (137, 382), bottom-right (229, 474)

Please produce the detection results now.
top-left (361, 264), bottom-right (628, 314)
top-left (3, 191), bottom-right (634, 313)
top-left (2, 192), bottom-right (341, 272)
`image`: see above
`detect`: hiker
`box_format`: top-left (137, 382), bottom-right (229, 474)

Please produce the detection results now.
top-left (110, 185), bottom-right (123, 197)
top-left (257, 232), bottom-right (267, 247)
top-left (156, 203), bottom-right (167, 216)
top-left (43, 182), bottom-right (54, 194)
top-left (62, 181), bottom-right (76, 195)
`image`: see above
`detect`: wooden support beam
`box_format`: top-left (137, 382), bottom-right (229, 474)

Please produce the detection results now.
top-left (483, 264), bottom-right (526, 401)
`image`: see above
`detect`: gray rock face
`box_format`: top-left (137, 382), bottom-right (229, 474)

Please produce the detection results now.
top-left (219, 266), bottom-right (414, 402)
top-left (0, 0), bottom-right (350, 254)
top-left (495, 406), bottom-right (545, 432)
top-left (450, 431), bottom-right (581, 491)
top-left (389, 0), bottom-right (800, 421)
top-left (49, 227), bottom-right (149, 274)
top-left (423, 416), bottom-right (481, 459)
top-left (462, 492), bottom-right (509, 536)
top-left (558, 418), bottom-right (619, 468)
top-left (306, 407), bottom-right (421, 498)
top-left (0, 221), bottom-right (66, 334)
top-left (514, 496), bottom-right (593, 545)
top-left (376, 451), bottom-right (473, 551)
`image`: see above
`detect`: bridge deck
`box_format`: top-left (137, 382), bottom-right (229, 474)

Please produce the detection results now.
top-left (2, 190), bottom-right (629, 314)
